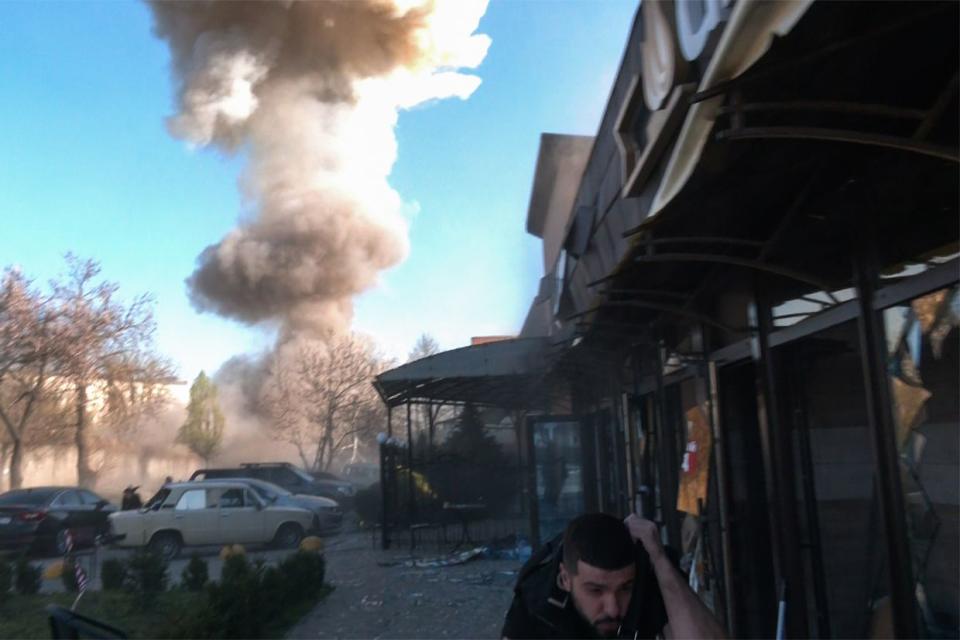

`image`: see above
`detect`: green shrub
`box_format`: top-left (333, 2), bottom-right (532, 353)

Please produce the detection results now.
top-left (125, 548), bottom-right (168, 609)
top-left (257, 565), bottom-right (286, 621)
top-left (170, 551), bottom-right (329, 639)
top-left (181, 554), bottom-right (208, 592)
top-left (14, 556), bottom-right (41, 595)
top-left (220, 553), bottom-right (253, 585)
top-left (0, 559), bottom-right (11, 601)
top-left (100, 558), bottom-right (126, 590)
top-left (277, 551), bottom-right (326, 600)
top-left (206, 554), bottom-right (265, 638)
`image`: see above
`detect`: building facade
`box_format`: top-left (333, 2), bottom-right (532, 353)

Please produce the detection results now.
top-left (377, 2), bottom-right (958, 637)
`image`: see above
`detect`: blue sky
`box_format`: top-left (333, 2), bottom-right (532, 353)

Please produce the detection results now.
top-left (0, 0), bottom-right (636, 380)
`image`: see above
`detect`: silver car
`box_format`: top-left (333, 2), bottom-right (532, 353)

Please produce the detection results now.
top-left (108, 481), bottom-right (315, 559)
top-left (198, 477), bottom-right (343, 533)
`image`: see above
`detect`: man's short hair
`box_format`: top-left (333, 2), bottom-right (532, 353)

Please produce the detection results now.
top-left (562, 512), bottom-right (634, 574)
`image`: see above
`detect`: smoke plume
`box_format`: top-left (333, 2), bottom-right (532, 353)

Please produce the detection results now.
top-left (148, 0), bottom-right (491, 338)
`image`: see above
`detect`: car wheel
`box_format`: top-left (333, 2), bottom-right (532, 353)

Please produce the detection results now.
top-left (274, 523), bottom-right (303, 549)
top-left (148, 532), bottom-right (181, 560)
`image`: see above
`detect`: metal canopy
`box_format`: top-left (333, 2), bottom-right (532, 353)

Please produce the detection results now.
top-left (374, 337), bottom-right (556, 409)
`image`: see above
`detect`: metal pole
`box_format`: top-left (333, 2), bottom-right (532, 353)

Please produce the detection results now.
top-left (853, 248), bottom-right (919, 638)
top-left (749, 296), bottom-right (785, 595)
top-left (622, 391), bottom-right (637, 514)
top-left (790, 358), bottom-right (832, 638)
top-left (524, 415), bottom-right (541, 548)
top-left (379, 433), bottom-right (389, 550)
top-left (707, 360), bottom-right (738, 637)
top-left (751, 285), bottom-right (811, 638)
top-left (406, 399), bottom-right (415, 527)
top-left (653, 339), bottom-right (682, 550)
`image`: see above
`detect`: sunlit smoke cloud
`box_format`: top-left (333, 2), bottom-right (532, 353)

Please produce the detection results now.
top-left (148, 0), bottom-right (491, 339)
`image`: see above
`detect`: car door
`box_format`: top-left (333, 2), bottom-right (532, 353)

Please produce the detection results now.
top-left (78, 490), bottom-right (112, 538)
top-left (173, 489), bottom-right (219, 545)
top-left (269, 467), bottom-right (302, 493)
top-left (50, 490), bottom-right (92, 545)
top-left (217, 488), bottom-right (264, 544)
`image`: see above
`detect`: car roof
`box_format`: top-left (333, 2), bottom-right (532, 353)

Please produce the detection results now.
top-left (239, 462), bottom-right (292, 467)
top-left (165, 480), bottom-right (255, 490)
top-left (192, 468), bottom-right (244, 475)
top-left (5, 486), bottom-right (73, 492)
top-left (195, 477), bottom-right (288, 490)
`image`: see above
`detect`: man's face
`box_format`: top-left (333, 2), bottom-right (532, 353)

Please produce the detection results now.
top-left (559, 559), bottom-right (635, 638)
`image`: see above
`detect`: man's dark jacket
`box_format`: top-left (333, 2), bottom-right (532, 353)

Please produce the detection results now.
top-left (501, 535), bottom-right (672, 639)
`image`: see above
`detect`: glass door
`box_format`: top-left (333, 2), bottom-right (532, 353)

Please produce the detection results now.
top-left (527, 417), bottom-right (585, 546)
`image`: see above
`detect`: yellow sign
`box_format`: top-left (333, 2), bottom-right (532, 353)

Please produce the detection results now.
top-left (677, 406), bottom-right (712, 515)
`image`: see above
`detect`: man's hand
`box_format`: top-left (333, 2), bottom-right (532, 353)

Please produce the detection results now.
top-left (624, 514), bottom-right (665, 562)
top-left (624, 514), bottom-right (727, 639)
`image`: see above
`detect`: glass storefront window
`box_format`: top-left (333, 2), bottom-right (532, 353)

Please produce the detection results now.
top-left (781, 321), bottom-right (890, 638)
top-left (531, 420), bottom-right (585, 543)
top-left (883, 285), bottom-right (959, 636)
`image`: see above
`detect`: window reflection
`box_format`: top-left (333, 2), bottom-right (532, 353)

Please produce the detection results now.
top-left (883, 285), bottom-right (959, 636)
top-left (533, 421), bottom-right (584, 543)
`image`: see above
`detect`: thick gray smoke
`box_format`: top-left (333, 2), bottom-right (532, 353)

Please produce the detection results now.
top-left (148, 0), bottom-right (490, 338)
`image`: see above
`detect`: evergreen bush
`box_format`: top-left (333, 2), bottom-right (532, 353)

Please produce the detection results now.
top-left (426, 403), bottom-right (518, 514)
top-left (100, 558), bottom-right (126, 590)
top-left (169, 550), bottom-right (328, 638)
top-left (206, 554), bottom-right (264, 638)
top-left (277, 551), bottom-right (326, 600)
top-left (125, 548), bottom-right (168, 609)
top-left (14, 556), bottom-right (41, 595)
top-left (181, 554), bottom-right (208, 591)
top-left (0, 559), bottom-right (11, 602)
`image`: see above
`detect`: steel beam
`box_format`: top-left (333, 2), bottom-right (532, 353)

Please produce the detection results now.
top-left (707, 359), bottom-right (738, 637)
top-left (750, 280), bottom-right (809, 638)
top-left (852, 247), bottom-right (919, 638)
top-left (716, 126), bottom-right (959, 163)
top-left (631, 253), bottom-right (840, 295)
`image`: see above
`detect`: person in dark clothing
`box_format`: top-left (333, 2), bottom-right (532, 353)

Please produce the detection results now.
top-left (501, 513), bottom-right (725, 639)
top-left (120, 486), bottom-right (142, 511)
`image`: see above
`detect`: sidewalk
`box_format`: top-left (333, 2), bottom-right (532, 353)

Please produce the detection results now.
top-left (288, 531), bottom-right (522, 639)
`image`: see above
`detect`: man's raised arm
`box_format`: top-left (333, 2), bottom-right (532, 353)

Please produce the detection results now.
top-left (624, 514), bottom-right (727, 640)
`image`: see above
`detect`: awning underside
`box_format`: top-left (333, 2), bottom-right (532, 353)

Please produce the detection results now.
top-left (374, 338), bottom-right (556, 409)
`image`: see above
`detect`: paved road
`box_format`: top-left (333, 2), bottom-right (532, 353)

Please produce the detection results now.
top-left (288, 532), bottom-right (522, 639)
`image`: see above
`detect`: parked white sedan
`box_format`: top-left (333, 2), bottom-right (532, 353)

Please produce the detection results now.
top-left (108, 481), bottom-right (316, 559)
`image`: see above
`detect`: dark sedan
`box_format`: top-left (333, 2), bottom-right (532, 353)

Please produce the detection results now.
top-left (0, 487), bottom-right (115, 556)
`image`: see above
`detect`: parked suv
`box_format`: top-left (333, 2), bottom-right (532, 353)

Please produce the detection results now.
top-left (191, 462), bottom-right (355, 508)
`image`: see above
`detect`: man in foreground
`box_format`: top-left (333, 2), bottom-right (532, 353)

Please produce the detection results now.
top-left (501, 513), bottom-right (726, 639)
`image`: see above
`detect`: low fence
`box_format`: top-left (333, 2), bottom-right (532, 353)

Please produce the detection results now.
top-left (374, 437), bottom-right (531, 553)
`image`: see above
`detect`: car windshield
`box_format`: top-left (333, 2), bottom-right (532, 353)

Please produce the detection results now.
top-left (217, 478), bottom-right (291, 501)
top-left (0, 489), bottom-right (56, 506)
top-left (143, 488), bottom-right (170, 510)
top-left (290, 467), bottom-right (315, 483)
top-left (250, 479), bottom-right (291, 498)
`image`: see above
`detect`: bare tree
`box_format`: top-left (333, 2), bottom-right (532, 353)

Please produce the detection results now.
top-left (406, 333), bottom-right (450, 454)
top-left (262, 334), bottom-right (387, 472)
top-left (0, 268), bottom-right (64, 489)
top-left (53, 256), bottom-right (174, 487)
top-left (407, 333), bottom-right (439, 363)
